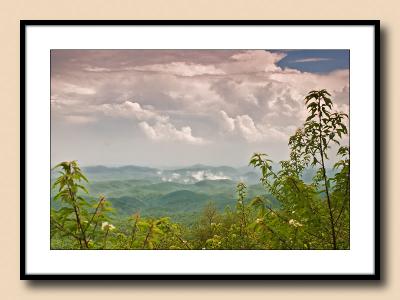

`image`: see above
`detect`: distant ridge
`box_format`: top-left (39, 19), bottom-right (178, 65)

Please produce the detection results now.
top-left (83, 165), bottom-right (158, 172)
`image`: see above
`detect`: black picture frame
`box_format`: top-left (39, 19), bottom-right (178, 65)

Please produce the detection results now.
top-left (20, 20), bottom-right (380, 280)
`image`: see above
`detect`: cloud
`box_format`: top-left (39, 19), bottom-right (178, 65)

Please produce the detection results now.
top-left (92, 100), bottom-right (210, 145)
top-left (235, 114), bottom-right (264, 142)
top-left (51, 50), bottom-right (349, 164)
top-left (138, 121), bottom-right (207, 145)
top-left (292, 58), bottom-right (332, 63)
top-left (62, 83), bottom-right (96, 95)
top-left (53, 97), bottom-right (210, 144)
top-left (98, 101), bottom-right (168, 122)
top-left (133, 62), bottom-right (226, 77)
top-left (331, 85), bottom-right (349, 105)
top-left (191, 170), bottom-right (230, 181)
top-left (219, 111), bottom-right (290, 142)
top-left (83, 66), bottom-right (111, 72)
top-left (219, 110), bottom-right (235, 131)
top-left (223, 50), bottom-right (286, 73)
top-left (211, 79), bottom-right (260, 106)
top-left (64, 115), bottom-right (96, 124)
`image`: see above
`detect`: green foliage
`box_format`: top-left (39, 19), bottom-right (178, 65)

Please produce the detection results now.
top-left (248, 89), bottom-right (350, 249)
top-left (51, 89), bottom-right (349, 250)
top-left (51, 161), bottom-right (114, 249)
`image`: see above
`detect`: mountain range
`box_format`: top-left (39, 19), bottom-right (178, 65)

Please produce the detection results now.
top-left (51, 164), bottom-right (328, 224)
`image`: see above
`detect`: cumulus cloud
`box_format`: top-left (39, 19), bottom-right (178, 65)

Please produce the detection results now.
top-left (331, 85), bottom-right (350, 105)
top-left (219, 110), bottom-right (235, 131)
top-left (138, 121), bottom-right (207, 145)
top-left (98, 101), bottom-right (168, 122)
top-left (95, 101), bottom-right (209, 144)
top-left (211, 79), bottom-right (261, 107)
top-left (226, 50), bottom-right (286, 73)
top-left (219, 111), bottom-right (290, 142)
top-left (235, 115), bottom-right (263, 142)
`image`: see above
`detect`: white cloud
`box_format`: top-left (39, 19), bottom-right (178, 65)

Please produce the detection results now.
top-left (64, 115), bottom-right (96, 124)
top-left (268, 69), bottom-right (349, 93)
top-left (332, 85), bottom-right (350, 104)
top-left (219, 111), bottom-right (290, 142)
top-left (98, 101), bottom-right (168, 122)
top-left (212, 79), bottom-right (261, 107)
top-left (223, 50), bottom-right (286, 73)
top-left (235, 115), bottom-right (264, 142)
top-left (83, 66), bottom-right (111, 72)
top-left (51, 99), bottom-right (84, 109)
top-left (138, 121), bottom-right (207, 145)
top-left (219, 110), bottom-right (235, 131)
top-left (98, 101), bottom-right (209, 144)
top-left (62, 83), bottom-right (96, 95)
top-left (133, 62), bottom-right (226, 77)
top-left (191, 171), bottom-right (230, 181)
top-left (171, 173), bottom-right (181, 179)
top-left (292, 57), bottom-right (332, 63)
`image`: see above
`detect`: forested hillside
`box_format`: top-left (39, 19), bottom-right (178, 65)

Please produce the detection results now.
top-left (50, 90), bottom-right (350, 250)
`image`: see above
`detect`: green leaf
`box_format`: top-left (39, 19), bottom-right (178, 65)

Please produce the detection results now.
top-left (76, 184), bottom-right (89, 194)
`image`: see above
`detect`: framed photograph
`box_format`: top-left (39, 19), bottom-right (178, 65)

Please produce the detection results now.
top-left (21, 20), bottom-right (380, 279)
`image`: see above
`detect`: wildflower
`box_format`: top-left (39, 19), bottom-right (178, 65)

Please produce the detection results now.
top-left (101, 221), bottom-right (116, 231)
top-left (288, 219), bottom-right (303, 228)
top-left (256, 218), bottom-right (262, 224)
top-left (101, 221), bottom-right (109, 230)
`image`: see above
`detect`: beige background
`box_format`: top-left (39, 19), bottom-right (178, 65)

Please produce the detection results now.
top-left (0, 0), bottom-right (396, 299)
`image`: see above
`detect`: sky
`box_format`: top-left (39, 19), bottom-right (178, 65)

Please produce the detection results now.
top-left (51, 50), bottom-right (349, 167)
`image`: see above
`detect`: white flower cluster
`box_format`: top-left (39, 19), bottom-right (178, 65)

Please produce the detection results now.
top-left (288, 219), bottom-right (303, 228)
top-left (101, 221), bottom-right (116, 231)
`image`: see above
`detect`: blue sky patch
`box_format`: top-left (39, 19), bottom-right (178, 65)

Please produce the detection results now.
top-left (272, 50), bottom-right (349, 74)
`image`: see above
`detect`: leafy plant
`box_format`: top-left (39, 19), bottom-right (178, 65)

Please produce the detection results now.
top-left (51, 161), bottom-right (113, 249)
